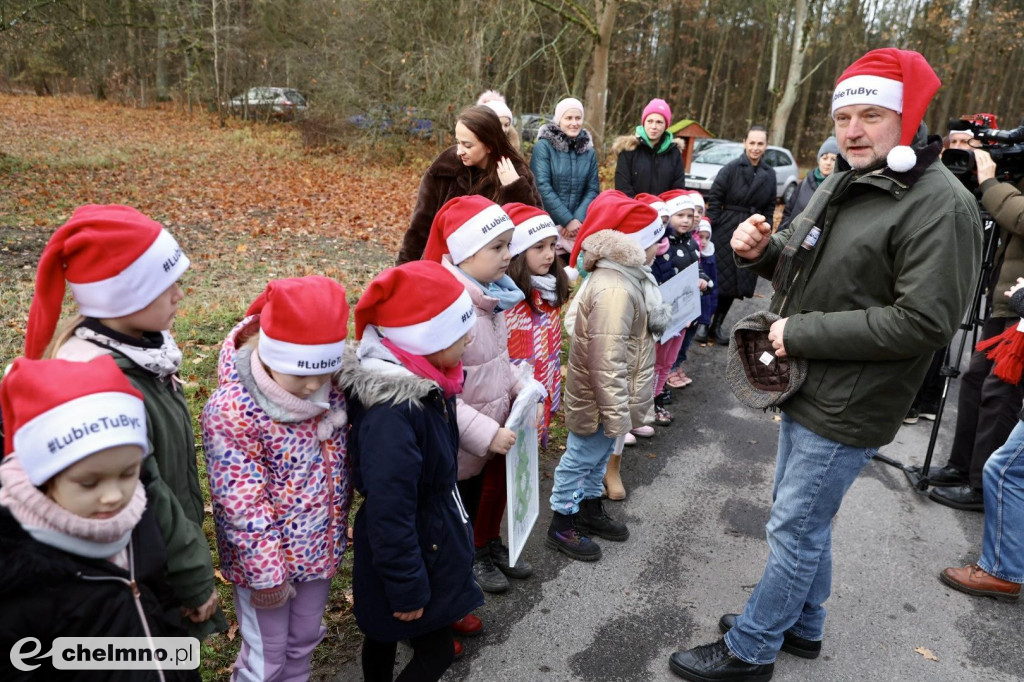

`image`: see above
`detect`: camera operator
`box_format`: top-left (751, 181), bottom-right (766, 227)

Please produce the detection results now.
top-left (930, 141), bottom-right (1024, 511)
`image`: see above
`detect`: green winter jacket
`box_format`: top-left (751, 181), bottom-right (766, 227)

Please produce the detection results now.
top-left (58, 335), bottom-right (225, 639)
top-left (981, 176), bottom-right (1024, 318)
top-left (741, 140), bottom-right (983, 448)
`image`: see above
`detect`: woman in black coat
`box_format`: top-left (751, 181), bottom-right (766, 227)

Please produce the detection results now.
top-left (779, 136), bottom-right (838, 232)
top-left (612, 98), bottom-right (687, 197)
top-left (701, 125), bottom-right (777, 345)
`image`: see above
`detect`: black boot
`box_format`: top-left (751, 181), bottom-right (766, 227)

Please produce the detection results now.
top-left (577, 498), bottom-right (629, 541)
top-left (706, 310), bottom-right (732, 346)
top-left (546, 511), bottom-right (602, 561)
top-left (694, 323), bottom-right (710, 345)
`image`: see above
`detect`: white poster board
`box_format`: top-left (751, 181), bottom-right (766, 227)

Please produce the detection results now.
top-left (504, 398), bottom-right (539, 568)
top-left (658, 261), bottom-right (702, 341)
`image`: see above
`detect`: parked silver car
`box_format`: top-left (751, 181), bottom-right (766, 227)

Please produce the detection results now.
top-left (229, 87), bottom-right (308, 121)
top-left (685, 141), bottom-right (800, 203)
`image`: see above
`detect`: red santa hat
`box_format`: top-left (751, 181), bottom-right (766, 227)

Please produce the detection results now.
top-left (660, 189), bottom-right (697, 217)
top-left (831, 48), bottom-right (941, 173)
top-left (635, 193), bottom-right (669, 220)
top-left (355, 261), bottom-right (476, 356)
top-left (569, 191), bottom-right (664, 267)
top-left (687, 190), bottom-right (705, 210)
top-left (504, 202), bottom-right (559, 256)
top-left (422, 196), bottom-right (514, 264)
top-left (247, 276), bottom-right (349, 376)
top-left (25, 204), bottom-right (190, 359)
top-left (2, 356), bottom-right (148, 486)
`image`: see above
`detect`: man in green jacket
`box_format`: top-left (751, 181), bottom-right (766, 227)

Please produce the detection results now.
top-left (929, 149), bottom-right (1024, 510)
top-left (670, 49), bottom-right (983, 682)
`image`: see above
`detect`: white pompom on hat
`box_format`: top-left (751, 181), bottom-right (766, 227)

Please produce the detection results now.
top-left (2, 356), bottom-right (148, 486)
top-left (247, 276), bottom-right (349, 376)
top-left (355, 261), bottom-right (476, 356)
top-left (25, 204), bottom-right (190, 359)
top-left (831, 48), bottom-right (941, 173)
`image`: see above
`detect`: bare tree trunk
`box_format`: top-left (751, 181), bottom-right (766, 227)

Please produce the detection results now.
top-left (211, 0), bottom-right (223, 125)
top-left (769, 0), bottom-right (808, 147)
top-left (584, 0), bottom-right (618, 154)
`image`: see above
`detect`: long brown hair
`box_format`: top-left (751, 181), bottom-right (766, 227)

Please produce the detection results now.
top-left (507, 250), bottom-right (570, 313)
top-left (456, 105), bottom-right (531, 198)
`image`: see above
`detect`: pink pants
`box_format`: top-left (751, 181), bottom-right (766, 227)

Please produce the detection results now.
top-left (654, 333), bottom-right (686, 397)
top-left (232, 579), bottom-right (331, 682)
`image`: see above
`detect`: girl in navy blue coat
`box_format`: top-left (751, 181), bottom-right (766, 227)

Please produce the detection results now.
top-left (651, 191), bottom-right (710, 423)
top-left (339, 260), bottom-right (484, 682)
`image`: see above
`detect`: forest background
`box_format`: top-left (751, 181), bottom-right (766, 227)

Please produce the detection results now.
top-left (3, 1), bottom-right (1024, 678)
top-left (3, 0), bottom-right (1024, 161)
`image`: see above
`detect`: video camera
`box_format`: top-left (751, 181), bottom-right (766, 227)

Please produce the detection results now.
top-left (942, 113), bottom-right (1024, 191)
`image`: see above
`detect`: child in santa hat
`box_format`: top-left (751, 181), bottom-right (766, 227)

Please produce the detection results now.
top-left (339, 260), bottom-right (485, 681)
top-left (657, 190), bottom-right (711, 398)
top-left (25, 203), bottom-right (223, 639)
top-left (550, 191), bottom-right (671, 561)
top-left (201, 276), bottom-right (351, 681)
top-left (505, 201), bottom-right (569, 449)
top-left (0, 356), bottom-right (197, 680)
top-left (423, 195), bottom-right (545, 594)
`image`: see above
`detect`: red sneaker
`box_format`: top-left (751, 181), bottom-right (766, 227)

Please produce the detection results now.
top-left (453, 639), bottom-right (464, 659)
top-left (451, 614), bottom-right (483, 636)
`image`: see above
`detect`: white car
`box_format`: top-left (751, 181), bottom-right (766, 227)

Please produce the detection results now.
top-left (685, 141), bottom-right (800, 203)
top-left (228, 87), bottom-right (308, 121)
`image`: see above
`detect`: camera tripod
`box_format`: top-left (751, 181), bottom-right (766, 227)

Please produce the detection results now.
top-left (872, 213), bottom-right (999, 493)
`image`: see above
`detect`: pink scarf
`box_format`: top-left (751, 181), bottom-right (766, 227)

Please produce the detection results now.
top-left (0, 455), bottom-right (146, 569)
top-left (381, 338), bottom-right (464, 398)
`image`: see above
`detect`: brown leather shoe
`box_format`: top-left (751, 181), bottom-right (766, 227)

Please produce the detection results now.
top-left (939, 564), bottom-right (1021, 602)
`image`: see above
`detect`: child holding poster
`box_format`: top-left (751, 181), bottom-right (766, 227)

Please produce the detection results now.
top-left (650, 191), bottom-right (709, 423)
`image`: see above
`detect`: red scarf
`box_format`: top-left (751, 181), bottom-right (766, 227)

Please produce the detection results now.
top-left (381, 338), bottom-right (464, 398)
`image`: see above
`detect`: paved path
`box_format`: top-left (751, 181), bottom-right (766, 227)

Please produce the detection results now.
top-left (335, 288), bottom-right (1023, 681)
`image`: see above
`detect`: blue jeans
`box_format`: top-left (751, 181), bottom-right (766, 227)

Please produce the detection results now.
top-left (725, 414), bottom-right (877, 665)
top-left (979, 420), bottom-right (1024, 584)
top-left (550, 424), bottom-right (616, 514)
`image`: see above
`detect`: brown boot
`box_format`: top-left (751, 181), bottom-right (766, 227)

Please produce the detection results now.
top-left (939, 564), bottom-right (1021, 602)
top-left (604, 453), bottom-right (625, 500)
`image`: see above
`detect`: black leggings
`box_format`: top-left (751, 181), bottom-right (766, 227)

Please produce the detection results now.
top-left (361, 626), bottom-right (454, 682)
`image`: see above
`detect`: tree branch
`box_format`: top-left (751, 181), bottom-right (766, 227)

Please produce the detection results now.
top-left (528, 0), bottom-right (598, 37)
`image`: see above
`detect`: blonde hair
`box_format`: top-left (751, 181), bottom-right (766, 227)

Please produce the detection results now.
top-left (43, 314), bottom-right (86, 359)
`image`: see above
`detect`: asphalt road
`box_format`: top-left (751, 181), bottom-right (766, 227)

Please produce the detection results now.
top-left (335, 285), bottom-right (1024, 682)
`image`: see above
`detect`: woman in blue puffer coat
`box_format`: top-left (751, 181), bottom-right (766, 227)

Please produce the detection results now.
top-left (530, 97), bottom-right (600, 261)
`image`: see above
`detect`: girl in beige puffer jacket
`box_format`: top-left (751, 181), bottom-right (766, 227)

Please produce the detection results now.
top-left (547, 191), bottom-right (671, 563)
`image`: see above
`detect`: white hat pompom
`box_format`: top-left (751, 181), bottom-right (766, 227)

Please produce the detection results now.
top-left (886, 145), bottom-right (917, 173)
top-left (564, 265), bottom-right (580, 284)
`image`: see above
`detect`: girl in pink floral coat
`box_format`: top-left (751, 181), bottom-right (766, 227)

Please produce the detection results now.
top-left (202, 276), bottom-right (351, 681)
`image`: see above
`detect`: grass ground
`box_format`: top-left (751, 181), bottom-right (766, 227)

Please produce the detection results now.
top-left (0, 93), bottom-right (571, 680)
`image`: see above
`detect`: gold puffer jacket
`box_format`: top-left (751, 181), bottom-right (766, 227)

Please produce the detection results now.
top-left (564, 229), bottom-right (656, 438)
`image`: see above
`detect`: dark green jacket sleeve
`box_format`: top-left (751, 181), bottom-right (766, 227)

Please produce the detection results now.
top-left (784, 209), bottom-right (980, 361)
top-left (143, 456), bottom-right (214, 608)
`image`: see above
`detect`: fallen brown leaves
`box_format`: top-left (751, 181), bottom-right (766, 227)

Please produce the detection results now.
top-left (0, 94), bottom-right (428, 256)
